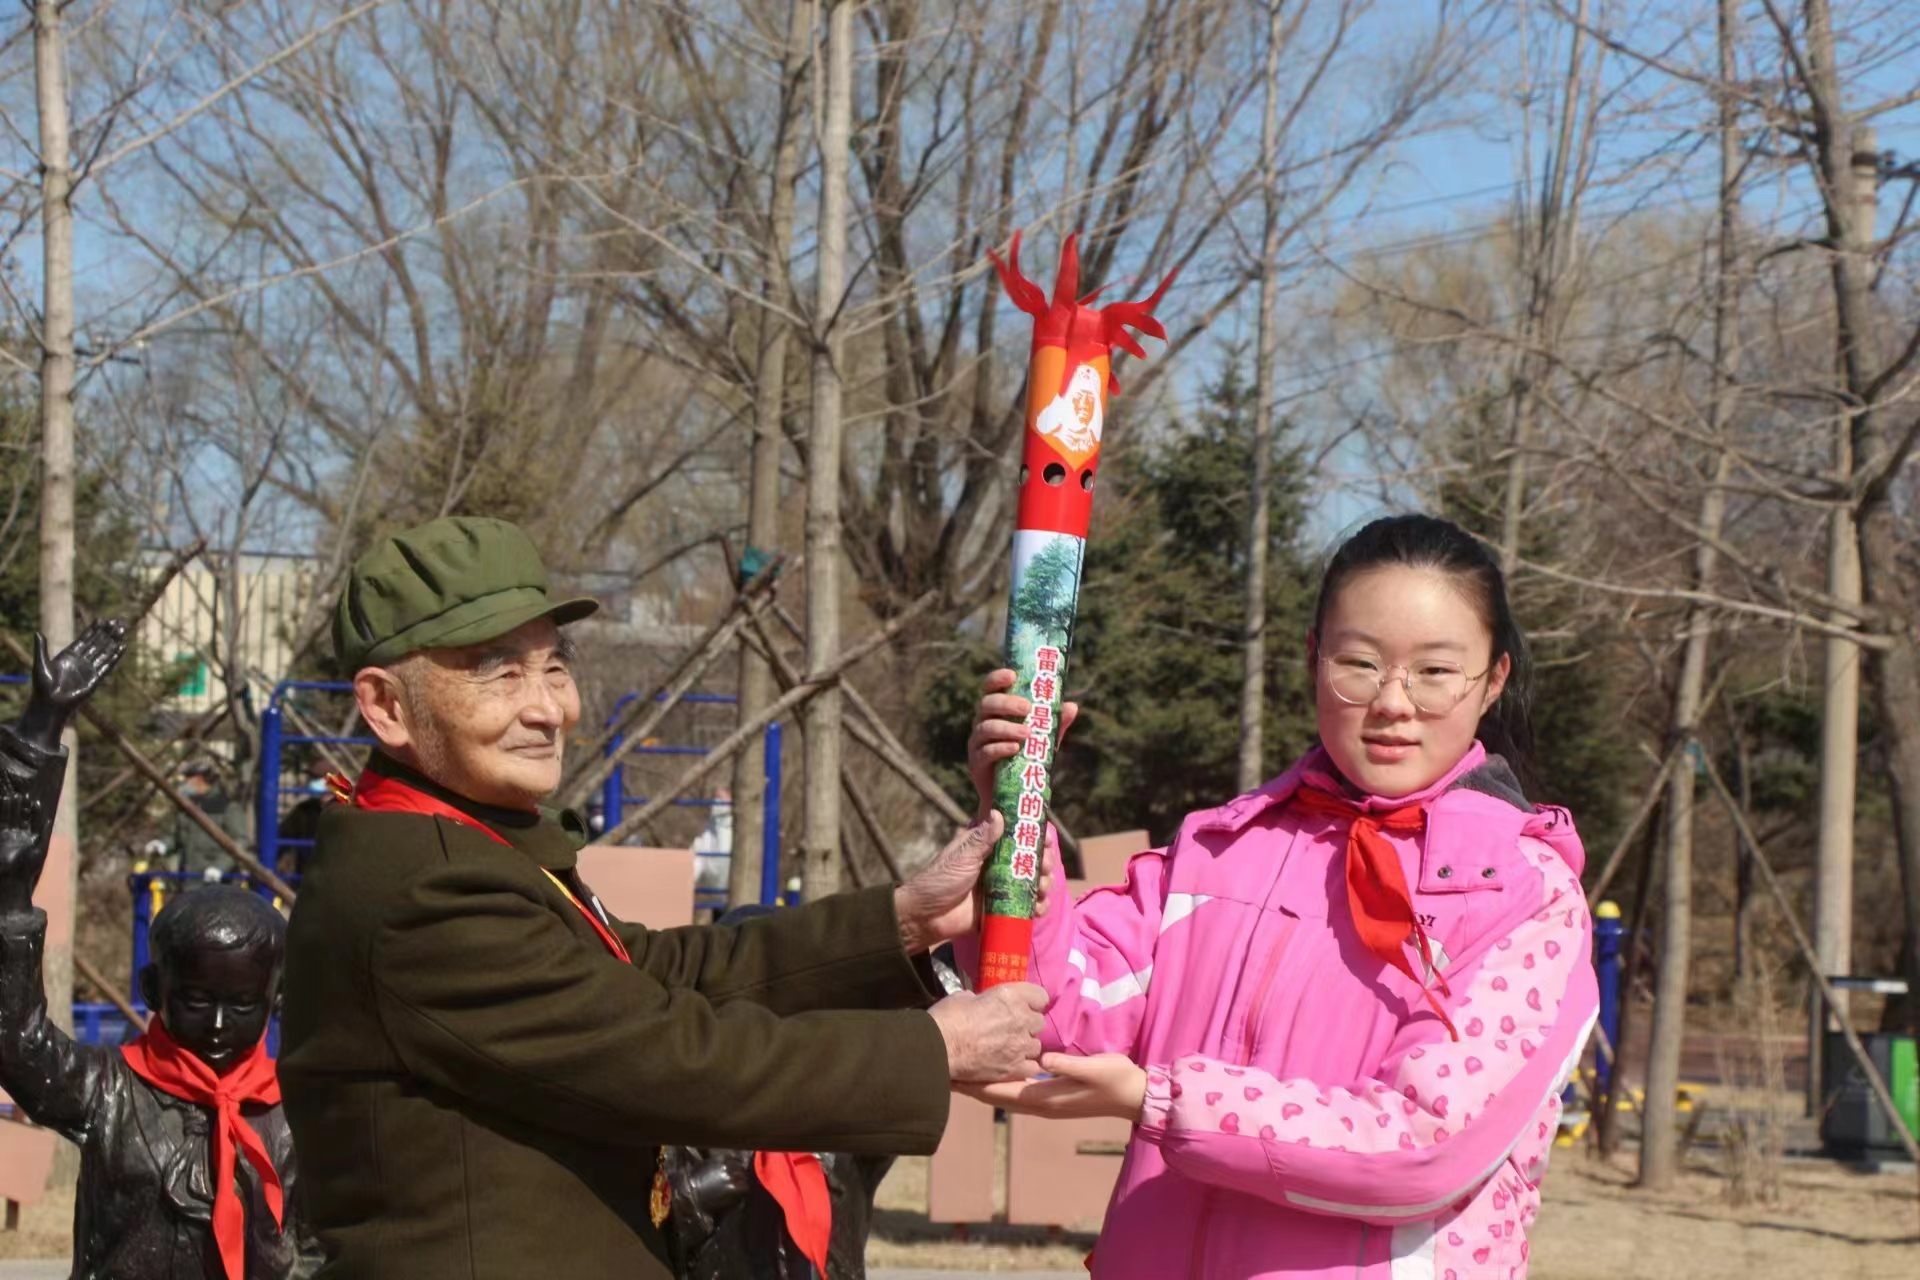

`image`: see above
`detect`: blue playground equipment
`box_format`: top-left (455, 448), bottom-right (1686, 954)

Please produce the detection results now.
top-left (1593, 902), bottom-right (1624, 1093)
top-left (256, 681), bottom-right (781, 906)
top-left (598, 691), bottom-right (784, 912)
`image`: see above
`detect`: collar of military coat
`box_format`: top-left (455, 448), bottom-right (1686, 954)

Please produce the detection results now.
top-left (361, 750), bottom-right (591, 870)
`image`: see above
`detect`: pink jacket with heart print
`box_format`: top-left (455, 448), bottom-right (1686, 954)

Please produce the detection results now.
top-left (1022, 742), bottom-right (1596, 1280)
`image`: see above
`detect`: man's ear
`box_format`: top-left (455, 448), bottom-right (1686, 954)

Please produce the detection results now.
top-left (354, 667), bottom-right (413, 753)
top-left (138, 963), bottom-right (160, 1012)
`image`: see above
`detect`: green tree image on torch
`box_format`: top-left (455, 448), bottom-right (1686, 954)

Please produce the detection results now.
top-left (977, 233), bottom-right (1172, 988)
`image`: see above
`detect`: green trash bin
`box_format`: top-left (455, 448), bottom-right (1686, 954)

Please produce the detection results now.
top-left (1820, 1030), bottom-right (1918, 1158)
top-left (1895, 1036), bottom-right (1918, 1141)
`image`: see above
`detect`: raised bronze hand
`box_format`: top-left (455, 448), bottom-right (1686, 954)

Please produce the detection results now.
top-left (0, 773), bottom-right (47, 916)
top-left (17, 619), bottom-right (128, 752)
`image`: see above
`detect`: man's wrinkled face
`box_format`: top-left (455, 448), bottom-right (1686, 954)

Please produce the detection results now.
top-left (387, 618), bottom-right (582, 809)
top-left (144, 944), bottom-right (279, 1075)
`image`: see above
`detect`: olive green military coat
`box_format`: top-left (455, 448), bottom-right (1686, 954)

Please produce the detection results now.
top-left (279, 756), bottom-right (951, 1279)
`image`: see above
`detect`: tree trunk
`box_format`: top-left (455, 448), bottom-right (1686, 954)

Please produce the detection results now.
top-left (1236, 0), bottom-right (1284, 795)
top-left (1801, 0), bottom-right (1881, 1095)
top-left (1731, 715), bottom-right (1757, 988)
top-left (32, 0), bottom-right (78, 1192)
top-left (1810, 489), bottom-right (1861, 1111)
top-left (1638, 0), bottom-right (1741, 1188)
top-left (730, 0), bottom-right (810, 908)
top-left (32, 0), bottom-right (77, 1044)
top-left (801, 0), bottom-right (853, 901)
top-left (1837, 143), bottom-right (1920, 1043)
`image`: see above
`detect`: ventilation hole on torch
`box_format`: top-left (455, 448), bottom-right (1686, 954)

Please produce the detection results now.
top-left (1080, 468), bottom-right (1095, 492)
top-left (1042, 462), bottom-right (1067, 486)
top-left (1019, 465), bottom-right (1030, 486)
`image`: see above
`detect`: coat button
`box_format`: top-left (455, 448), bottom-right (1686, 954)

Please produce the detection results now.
top-left (1437, 866), bottom-right (1452, 879)
top-left (1482, 867), bottom-right (1497, 878)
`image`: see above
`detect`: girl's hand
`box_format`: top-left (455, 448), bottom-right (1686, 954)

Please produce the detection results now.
top-left (966, 668), bottom-right (1080, 819)
top-left (957, 1052), bottom-right (1146, 1123)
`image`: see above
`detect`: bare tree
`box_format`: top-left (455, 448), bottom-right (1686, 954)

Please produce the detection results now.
top-left (1639, 0), bottom-right (1745, 1192)
top-left (31, 0), bottom-right (78, 1040)
top-left (1237, 0), bottom-right (1286, 793)
top-left (728, 0), bottom-right (812, 907)
top-left (1796, 0), bottom-right (1920, 1043)
top-left (802, 0), bottom-right (856, 899)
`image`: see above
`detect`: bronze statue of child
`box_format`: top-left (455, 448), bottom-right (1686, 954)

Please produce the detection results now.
top-left (0, 620), bottom-right (319, 1280)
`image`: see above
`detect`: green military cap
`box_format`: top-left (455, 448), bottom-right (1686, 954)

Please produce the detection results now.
top-left (333, 517), bottom-right (598, 669)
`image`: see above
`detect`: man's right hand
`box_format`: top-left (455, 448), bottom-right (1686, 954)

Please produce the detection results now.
top-left (928, 982), bottom-right (1048, 1083)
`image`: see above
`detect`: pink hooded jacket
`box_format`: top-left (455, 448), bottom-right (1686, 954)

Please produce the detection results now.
top-left (1023, 742), bottom-right (1597, 1280)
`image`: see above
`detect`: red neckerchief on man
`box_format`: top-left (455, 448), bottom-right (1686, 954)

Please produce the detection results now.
top-left (120, 1021), bottom-right (285, 1280)
top-left (345, 767), bottom-right (630, 960)
top-left (1292, 787), bottom-right (1458, 1040)
top-left (343, 763), bottom-right (832, 1252)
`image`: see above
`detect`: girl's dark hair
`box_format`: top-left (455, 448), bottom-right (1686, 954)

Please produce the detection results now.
top-left (1310, 514), bottom-right (1539, 795)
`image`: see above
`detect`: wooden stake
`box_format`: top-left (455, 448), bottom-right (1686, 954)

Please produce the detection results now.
top-left (74, 953), bottom-right (147, 1031)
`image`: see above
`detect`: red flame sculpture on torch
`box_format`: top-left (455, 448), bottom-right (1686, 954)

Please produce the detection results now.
top-left (975, 233), bottom-right (1174, 989)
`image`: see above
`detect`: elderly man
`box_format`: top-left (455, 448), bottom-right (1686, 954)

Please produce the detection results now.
top-left (279, 517), bottom-right (1044, 1280)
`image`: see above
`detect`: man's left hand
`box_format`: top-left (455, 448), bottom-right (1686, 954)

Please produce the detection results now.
top-left (895, 812), bottom-right (1054, 954)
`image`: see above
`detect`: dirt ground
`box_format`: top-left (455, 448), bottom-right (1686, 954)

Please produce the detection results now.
top-left (5, 1148), bottom-right (1914, 1277)
top-left (866, 1149), bottom-right (1920, 1277)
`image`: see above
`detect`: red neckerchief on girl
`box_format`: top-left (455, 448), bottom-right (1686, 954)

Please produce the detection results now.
top-left (1292, 787), bottom-right (1459, 1040)
top-left (346, 768), bottom-right (631, 962)
top-left (119, 1021), bottom-right (285, 1280)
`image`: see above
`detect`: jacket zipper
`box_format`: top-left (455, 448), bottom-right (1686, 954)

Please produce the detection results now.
top-left (1241, 915), bottom-right (1297, 1059)
top-left (1189, 919), bottom-right (1296, 1279)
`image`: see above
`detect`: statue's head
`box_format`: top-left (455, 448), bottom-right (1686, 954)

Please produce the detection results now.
top-left (138, 886), bottom-right (286, 1074)
top-left (334, 517), bottom-right (598, 810)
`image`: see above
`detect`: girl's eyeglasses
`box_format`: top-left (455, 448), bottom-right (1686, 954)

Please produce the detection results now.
top-left (1319, 652), bottom-right (1490, 715)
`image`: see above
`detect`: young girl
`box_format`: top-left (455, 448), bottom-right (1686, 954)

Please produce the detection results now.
top-left (966, 514), bottom-right (1596, 1280)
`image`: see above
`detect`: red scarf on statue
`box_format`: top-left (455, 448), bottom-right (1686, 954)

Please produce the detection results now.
top-left (345, 765), bottom-right (831, 1261)
top-left (1293, 788), bottom-right (1458, 1040)
top-left (120, 1021), bottom-right (284, 1280)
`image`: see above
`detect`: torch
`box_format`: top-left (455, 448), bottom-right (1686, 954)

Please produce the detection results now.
top-left (975, 233), bottom-right (1172, 989)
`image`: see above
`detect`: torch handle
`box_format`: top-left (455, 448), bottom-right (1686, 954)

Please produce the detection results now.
top-left (976, 530), bottom-right (1083, 989)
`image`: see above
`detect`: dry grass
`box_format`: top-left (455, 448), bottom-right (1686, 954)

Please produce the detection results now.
top-left (868, 1148), bottom-right (1920, 1277)
top-left (0, 1179), bottom-right (71, 1262)
top-left (1528, 1153), bottom-right (1917, 1280)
